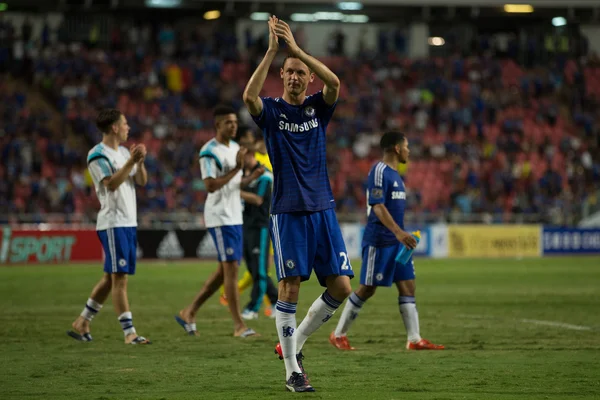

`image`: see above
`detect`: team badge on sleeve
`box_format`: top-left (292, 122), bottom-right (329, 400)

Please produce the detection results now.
top-left (371, 188), bottom-right (383, 199)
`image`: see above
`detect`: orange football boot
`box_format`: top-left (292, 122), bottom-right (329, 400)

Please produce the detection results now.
top-left (274, 343), bottom-right (308, 381)
top-left (406, 338), bottom-right (444, 350)
top-left (219, 294), bottom-right (228, 306)
top-left (329, 331), bottom-right (355, 350)
top-left (264, 306), bottom-right (273, 318)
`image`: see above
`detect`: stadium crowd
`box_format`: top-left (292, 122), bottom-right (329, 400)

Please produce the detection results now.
top-left (1, 17), bottom-right (599, 226)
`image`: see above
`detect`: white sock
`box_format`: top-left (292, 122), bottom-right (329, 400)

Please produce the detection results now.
top-left (118, 311), bottom-right (136, 337)
top-left (334, 292), bottom-right (366, 337)
top-left (399, 296), bottom-right (421, 343)
top-left (275, 301), bottom-right (301, 380)
top-left (296, 291), bottom-right (342, 354)
top-left (80, 298), bottom-right (103, 321)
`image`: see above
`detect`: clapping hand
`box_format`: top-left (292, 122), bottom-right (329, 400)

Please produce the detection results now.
top-left (268, 16), bottom-right (279, 52)
top-left (251, 166), bottom-right (265, 179)
top-left (236, 147), bottom-right (248, 169)
top-left (130, 144), bottom-right (146, 163)
top-left (273, 20), bottom-right (301, 57)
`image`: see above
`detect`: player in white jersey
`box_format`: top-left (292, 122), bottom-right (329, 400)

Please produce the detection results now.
top-left (67, 109), bottom-right (151, 345)
top-left (175, 105), bottom-right (263, 338)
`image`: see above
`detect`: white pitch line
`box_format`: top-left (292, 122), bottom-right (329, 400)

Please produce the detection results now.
top-left (459, 314), bottom-right (595, 331)
top-left (520, 319), bottom-right (593, 331)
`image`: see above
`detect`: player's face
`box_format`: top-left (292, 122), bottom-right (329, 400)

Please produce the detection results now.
top-left (244, 151), bottom-right (254, 166)
top-left (397, 138), bottom-right (410, 163)
top-left (238, 131), bottom-right (255, 150)
top-left (215, 113), bottom-right (238, 140)
top-left (280, 58), bottom-right (314, 96)
top-left (115, 115), bottom-right (130, 143)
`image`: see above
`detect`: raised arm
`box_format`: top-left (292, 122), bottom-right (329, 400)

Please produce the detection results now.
top-left (274, 20), bottom-right (340, 105)
top-left (243, 16), bottom-right (279, 116)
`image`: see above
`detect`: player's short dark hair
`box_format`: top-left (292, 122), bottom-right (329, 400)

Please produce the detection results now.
top-left (213, 104), bottom-right (236, 119)
top-left (237, 126), bottom-right (255, 142)
top-left (282, 55), bottom-right (312, 73)
top-left (96, 109), bottom-right (122, 134)
top-left (380, 131), bottom-right (406, 152)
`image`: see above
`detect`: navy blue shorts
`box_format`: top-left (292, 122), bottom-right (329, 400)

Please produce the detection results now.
top-left (270, 208), bottom-right (354, 287)
top-left (360, 243), bottom-right (415, 287)
top-left (208, 225), bottom-right (243, 263)
top-left (97, 227), bottom-right (137, 275)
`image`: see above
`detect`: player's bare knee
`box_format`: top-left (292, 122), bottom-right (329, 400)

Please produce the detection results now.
top-left (396, 280), bottom-right (415, 297)
top-left (338, 281), bottom-right (353, 300)
top-left (222, 261), bottom-right (238, 274)
top-left (111, 274), bottom-right (128, 291)
top-left (356, 284), bottom-right (377, 300)
top-left (221, 262), bottom-right (238, 281)
top-left (278, 277), bottom-right (301, 302)
top-left (326, 275), bottom-right (352, 300)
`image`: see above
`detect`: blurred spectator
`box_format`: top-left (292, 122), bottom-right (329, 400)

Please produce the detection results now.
top-left (0, 17), bottom-right (598, 228)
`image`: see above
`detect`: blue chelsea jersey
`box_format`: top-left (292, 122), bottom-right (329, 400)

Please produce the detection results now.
top-left (251, 91), bottom-right (336, 214)
top-left (362, 162), bottom-right (407, 247)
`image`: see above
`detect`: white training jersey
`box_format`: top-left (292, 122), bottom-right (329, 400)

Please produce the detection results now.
top-left (87, 143), bottom-right (138, 231)
top-left (199, 138), bottom-right (243, 228)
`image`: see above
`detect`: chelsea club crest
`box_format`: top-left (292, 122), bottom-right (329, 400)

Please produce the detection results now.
top-left (304, 106), bottom-right (315, 117)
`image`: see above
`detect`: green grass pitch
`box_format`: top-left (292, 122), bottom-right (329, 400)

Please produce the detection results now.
top-left (1, 257), bottom-right (599, 399)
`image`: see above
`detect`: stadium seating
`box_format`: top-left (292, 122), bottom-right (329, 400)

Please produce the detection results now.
top-left (1, 22), bottom-right (599, 225)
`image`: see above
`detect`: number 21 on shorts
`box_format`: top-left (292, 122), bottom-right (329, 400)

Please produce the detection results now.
top-left (340, 252), bottom-right (352, 270)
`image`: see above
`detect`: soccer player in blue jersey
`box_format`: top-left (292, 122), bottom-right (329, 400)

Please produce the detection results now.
top-left (329, 132), bottom-right (444, 351)
top-left (243, 16), bottom-right (353, 392)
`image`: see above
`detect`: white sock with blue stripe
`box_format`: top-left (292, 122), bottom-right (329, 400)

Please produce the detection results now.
top-left (334, 292), bottom-right (366, 337)
top-left (399, 296), bottom-right (421, 343)
top-left (276, 301), bottom-right (302, 380)
top-left (296, 291), bottom-right (342, 353)
top-left (118, 311), bottom-right (136, 337)
top-left (80, 298), bottom-right (103, 321)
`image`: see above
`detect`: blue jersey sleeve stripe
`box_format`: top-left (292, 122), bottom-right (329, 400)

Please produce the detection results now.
top-left (203, 157), bottom-right (214, 176)
top-left (199, 151), bottom-right (223, 170)
top-left (96, 158), bottom-right (112, 177)
top-left (256, 175), bottom-right (271, 197)
top-left (261, 171), bottom-right (274, 182)
top-left (87, 153), bottom-right (116, 173)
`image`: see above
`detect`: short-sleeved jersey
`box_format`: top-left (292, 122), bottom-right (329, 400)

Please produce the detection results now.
top-left (251, 91), bottom-right (336, 214)
top-left (199, 138), bottom-right (243, 228)
top-left (87, 143), bottom-right (138, 231)
top-left (362, 162), bottom-right (407, 247)
top-left (243, 163), bottom-right (273, 229)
